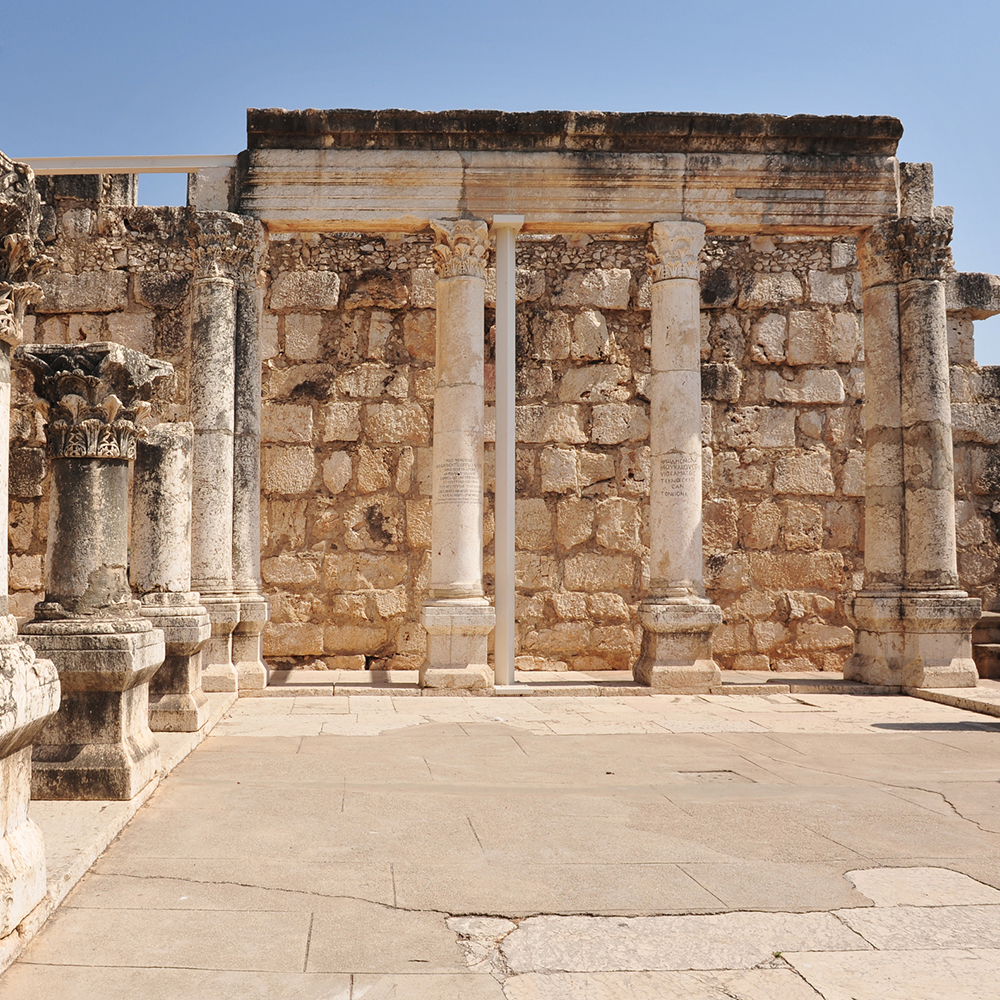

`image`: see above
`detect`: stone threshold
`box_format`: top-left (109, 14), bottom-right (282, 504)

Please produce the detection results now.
top-left (906, 678), bottom-right (1000, 719)
top-left (256, 668), bottom-right (899, 698)
top-left (0, 689), bottom-right (238, 976)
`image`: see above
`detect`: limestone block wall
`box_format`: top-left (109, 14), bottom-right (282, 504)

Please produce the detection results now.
top-left (11, 174), bottom-right (1000, 671)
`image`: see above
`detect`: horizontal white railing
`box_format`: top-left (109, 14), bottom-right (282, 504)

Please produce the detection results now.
top-left (21, 155), bottom-right (237, 175)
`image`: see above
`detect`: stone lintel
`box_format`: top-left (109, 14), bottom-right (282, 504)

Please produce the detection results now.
top-left (247, 109), bottom-right (903, 155)
top-left (946, 272), bottom-right (1000, 320)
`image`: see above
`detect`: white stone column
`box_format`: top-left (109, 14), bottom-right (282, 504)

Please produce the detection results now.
top-left (0, 153), bottom-right (60, 937)
top-left (189, 215), bottom-right (246, 693)
top-left (634, 221), bottom-right (722, 693)
top-left (849, 197), bottom-right (980, 688)
top-left (419, 219), bottom-right (494, 690)
top-left (132, 422), bottom-right (212, 732)
top-left (231, 265), bottom-right (269, 692)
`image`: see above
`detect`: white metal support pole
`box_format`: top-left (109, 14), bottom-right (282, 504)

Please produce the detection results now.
top-left (491, 215), bottom-right (524, 690)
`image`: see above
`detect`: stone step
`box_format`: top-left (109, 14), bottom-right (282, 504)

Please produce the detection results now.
top-left (973, 643), bottom-right (1000, 680)
top-left (973, 611), bottom-right (1000, 645)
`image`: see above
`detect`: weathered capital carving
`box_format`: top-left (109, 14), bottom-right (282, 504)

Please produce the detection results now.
top-left (858, 215), bottom-right (954, 287)
top-left (15, 343), bottom-right (173, 461)
top-left (648, 222), bottom-right (705, 282)
top-left (430, 219), bottom-right (489, 279)
top-left (188, 213), bottom-right (262, 282)
top-left (0, 152), bottom-right (53, 346)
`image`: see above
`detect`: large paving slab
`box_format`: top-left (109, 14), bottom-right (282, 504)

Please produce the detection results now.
top-left (5, 689), bottom-right (1000, 998)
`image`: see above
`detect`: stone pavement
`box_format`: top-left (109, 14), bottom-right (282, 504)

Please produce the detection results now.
top-left (3, 688), bottom-right (1000, 998)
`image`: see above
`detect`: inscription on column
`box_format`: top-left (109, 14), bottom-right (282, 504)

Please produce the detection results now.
top-left (659, 452), bottom-right (699, 498)
top-left (437, 457), bottom-right (481, 504)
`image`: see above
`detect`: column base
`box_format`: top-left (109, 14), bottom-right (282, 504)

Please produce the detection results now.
top-left (0, 630), bottom-right (60, 936)
top-left (22, 620), bottom-right (164, 800)
top-left (197, 595), bottom-right (240, 693)
top-left (634, 600), bottom-right (723, 693)
top-left (233, 594), bottom-right (270, 692)
top-left (847, 591), bottom-right (981, 689)
top-left (141, 594), bottom-right (212, 733)
top-left (419, 601), bottom-right (495, 691)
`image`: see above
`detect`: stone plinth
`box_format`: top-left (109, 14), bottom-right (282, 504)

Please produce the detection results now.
top-left (15, 342), bottom-right (172, 799)
top-left (141, 594), bottom-right (211, 732)
top-left (420, 601), bottom-right (494, 691)
top-left (22, 620), bottom-right (163, 800)
top-left (634, 601), bottom-right (723, 693)
top-left (0, 627), bottom-right (60, 935)
top-left (848, 592), bottom-right (980, 688)
top-left (131, 423), bottom-right (211, 732)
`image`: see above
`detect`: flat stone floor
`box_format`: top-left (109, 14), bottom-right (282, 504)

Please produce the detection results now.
top-left (4, 689), bottom-right (1000, 998)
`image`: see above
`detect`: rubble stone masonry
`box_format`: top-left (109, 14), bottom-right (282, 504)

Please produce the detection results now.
top-left (12, 175), bottom-right (1000, 672)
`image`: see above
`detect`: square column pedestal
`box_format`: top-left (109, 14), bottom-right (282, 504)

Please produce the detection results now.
top-left (141, 593), bottom-right (212, 732)
top-left (419, 601), bottom-right (495, 691)
top-left (634, 600), bottom-right (723, 693)
top-left (848, 592), bottom-right (980, 688)
top-left (23, 621), bottom-right (165, 800)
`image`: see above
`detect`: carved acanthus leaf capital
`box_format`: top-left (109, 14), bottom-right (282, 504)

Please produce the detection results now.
top-left (0, 152), bottom-right (53, 346)
top-left (648, 222), bottom-right (705, 282)
top-left (189, 213), bottom-right (261, 282)
top-left (858, 214), bottom-right (954, 287)
top-left (430, 219), bottom-right (489, 279)
top-left (15, 343), bottom-right (173, 461)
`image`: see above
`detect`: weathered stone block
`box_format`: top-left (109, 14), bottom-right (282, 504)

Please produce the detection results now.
top-left (107, 312), bottom-right (155, 356)
top-left (323, 552), bottom-right (408, 591)
top-left (553, 269), bottom-right (631, 309)
top-left (703, 498), bottom-right (739, 551)
top-left (738, 273), bottom-right (803, 309)
top-left (531, 311), bottom-right (571, 360)
top-left (322, 401), bottom-right (362, 442)
top-left (564, 552), bottom-right (633, 590)
top-left (557, 497), bottom-right (594, 548)
top-left (764, 370), bottom-right (845, 404)
top-left (515, 552), bottom-right (559, 590)
top-left (344, 272), bottom-right (408, 310)
top-left (403, 310), bottom-right (435, 361)
top-left (774, 450), bottom-right (835, 495)
top-left (262, 446), bottom-right (315, 494)
top-left (514, 499), bottom-right (552, 550)
top-left (750, 313), bottom-right (787, 363)
top-left (322, 452), bottom-right (352, 494)
top-left (807, 270), bottom-right (849, 305)
top-left (363, 402), bottom-right (430, 445)
top-left (786, 309), bottom-right (832, 366)
top-left (9, 447), bottom-right (45, 497)
top-left (842, 450), bottom-right (865, 496)
top-left (587, 592), bottom-right (631, 620)
top-left (261, 552), bottom-right (319, 586)
top-left (721, 407), bottom-right (796, 449)
top-left (262, 404), bottom-right (314, 443)
top-left (263, 622), bottom-right (325, 656)
top-left (591, 403), bottom-right (650, 444)
top-left (270, 271), bottom-right (340, 310)
top-left (558, 364), bottom-right (630, 403)
top-left (831, 312), bottom-right (861, 363)
top-left (517, 405), bottom-right (587, 444)
top-left (571, 309), bottom-right (610, 360)
top-left (34, 271), bottom-right (128, 314)
top-left (749, 551), bottom-right (845, 590)
top-left (324, 623), bottom-right (388, 653)
top-left (285, 313), bottom-right (323, 359)
top-left (701, 363), bottom-right (742, 402)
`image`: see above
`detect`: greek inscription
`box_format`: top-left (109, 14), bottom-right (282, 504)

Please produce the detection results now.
top-left (659, 452), bottom-right (699, 498)
top-left (437, 456), bottom-right (481, 504)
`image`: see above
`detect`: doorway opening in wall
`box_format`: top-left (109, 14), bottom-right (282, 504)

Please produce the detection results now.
top-left (137, 174), bottom-right (188, 208)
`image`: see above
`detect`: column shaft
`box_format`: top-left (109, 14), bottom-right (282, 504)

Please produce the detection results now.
top-left (419, 220), bottom-right (494, 690)
top-left (634, 222), bottom-right (721, 693)
top-left (849, 212), bottom-right (979, 688)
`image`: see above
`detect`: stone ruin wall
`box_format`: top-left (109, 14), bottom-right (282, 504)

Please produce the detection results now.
top-left (11, 175), bottom-right (1000, 671)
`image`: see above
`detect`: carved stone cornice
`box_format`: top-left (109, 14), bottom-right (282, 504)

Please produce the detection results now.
top-left (858, 215), bottom-right (954, 287)
top-left (188, 213), bottom-right (262, 283)
top-left (647, 221), bottom-right (705, 282)
top-left (430, 219), bottom-right (489, 279)
top-left (14, 343), bottom-right (173, 461)
top-left (0, 152), bottom-right (53, 346)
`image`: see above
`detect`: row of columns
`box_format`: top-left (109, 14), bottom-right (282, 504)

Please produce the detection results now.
top-left (419, 211), bottom-right (979, 693)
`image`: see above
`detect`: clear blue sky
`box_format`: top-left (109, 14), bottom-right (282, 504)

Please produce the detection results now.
top-left (5, 0), bottom-right (998, 359)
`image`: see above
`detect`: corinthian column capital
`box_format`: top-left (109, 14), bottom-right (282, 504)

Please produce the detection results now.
top-left (0, 153), bottom-right (53, 346)
top-left (189, 213), bottom-right (263, 282)
top-left (648, 221), bottom-right (705, 282)
top-left (857, 214), bottom-right (954, 288)
top-left (430, 218), bottom-right (489, 279)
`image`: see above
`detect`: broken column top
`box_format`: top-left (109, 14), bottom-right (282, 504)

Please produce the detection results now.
top-left (247, 109), bottom-right (904, 155)
top-left (15, 343), bottom-right (174, 460)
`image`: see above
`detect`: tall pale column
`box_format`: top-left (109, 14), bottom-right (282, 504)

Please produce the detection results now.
top-left (18, 342), bottom-right (172, 800)
top-left (0, 152), bottom-right (60, 936)
top-left (132, 422), bottom-right (212, 732)
top-left (634, 222), bottom-right (722, 693)
top-left (189, 215), bottom-right (247, 693)
top-left (849, 203), bottom-right (980, 688)
top-left (231, 266), bottom-right (269, 692)
top-left (419, 219), bottom-right (495, 691)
